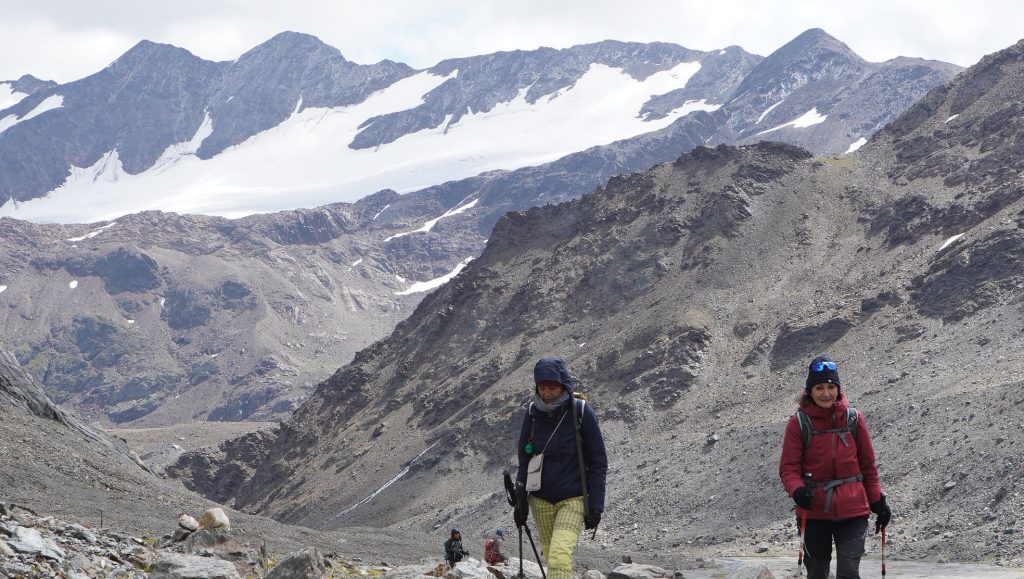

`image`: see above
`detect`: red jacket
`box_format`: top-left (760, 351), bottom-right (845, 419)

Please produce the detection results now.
top-left (779, 395), bottom-right (883, 520)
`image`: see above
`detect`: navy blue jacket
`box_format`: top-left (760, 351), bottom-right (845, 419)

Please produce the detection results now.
top-left (516, 388), bottom-right (608, 514)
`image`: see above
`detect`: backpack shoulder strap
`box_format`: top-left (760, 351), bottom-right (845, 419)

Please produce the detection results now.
top-left (846, 407), bottom-right (859, 439)
top-left (574, 398), bottom-right (586, 431)
top-left (795, 408), bottom-right (813, 448)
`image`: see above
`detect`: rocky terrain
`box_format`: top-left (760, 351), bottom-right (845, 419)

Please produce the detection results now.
top-left (166, 38), bottom-right (1024, 571)
top-left (0, 196), bottom-right (440, 426)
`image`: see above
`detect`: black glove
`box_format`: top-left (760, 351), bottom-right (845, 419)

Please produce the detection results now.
top-left (513, 483), bottom-right (529, 527)
top-left (793, 487), bottom-right (813, 509)
top-left (584, 511), bottom-right (601, 530)
top-left (870, 495), bottom-right (891, 534)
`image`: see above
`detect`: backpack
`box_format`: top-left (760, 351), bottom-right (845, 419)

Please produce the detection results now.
top-left (484, 539), bottom-right (500, 564)
top-left (795, 407), bottom-right (859, 448)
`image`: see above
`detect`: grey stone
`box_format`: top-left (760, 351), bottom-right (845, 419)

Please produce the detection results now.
top-left (266, 548), bottom-right (326, 579)
top-left (583, 570), bottom-right (607, 579)
top-left (608, 563), bottom-right (672, 579)
top-left (725, 565), bottom-right (774, 579)
top-left (0, 540), bottom-right (16, 557)
top-left (198, 507), bottom-right (231, 530)
top-left (179, 514), bottom-right (200, 531)
top-left (64, 523), bottom-right (98, 543)
top-left (149, 552), bottom-right (242, 579)
top-left (6, 526), bottom-right (66, 561)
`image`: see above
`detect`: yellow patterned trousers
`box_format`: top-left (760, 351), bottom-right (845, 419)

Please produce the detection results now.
top-left (528, 495), bottom-right (584, 579)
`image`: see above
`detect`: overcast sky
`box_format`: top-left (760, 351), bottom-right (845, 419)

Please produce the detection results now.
top-left (3, 0), bottom-right (1023, 84)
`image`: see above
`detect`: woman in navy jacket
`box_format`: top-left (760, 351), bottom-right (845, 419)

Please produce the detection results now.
top-left (516, 357), bottom-right (607, 579)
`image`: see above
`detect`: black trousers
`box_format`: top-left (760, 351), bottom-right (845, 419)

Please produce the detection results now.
top-left (802, 515), bottom-right (869, 579)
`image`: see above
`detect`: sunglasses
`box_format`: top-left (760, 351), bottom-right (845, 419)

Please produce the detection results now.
top-left (810, 361), bottom-right (837, 372)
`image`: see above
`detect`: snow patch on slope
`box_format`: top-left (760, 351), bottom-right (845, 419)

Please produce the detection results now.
top-left (0, 94), bottom-right (64, 135)
top-left (757, 108), bottom-right (827, 135)
top-left (384, 198), bottom-right (478, 241)
top-left (395, 258), bottom-right (474, 296)
top-left (1, 63), bottom-right (711, 224)
top-left (0, 82), bottom-right (29, 109)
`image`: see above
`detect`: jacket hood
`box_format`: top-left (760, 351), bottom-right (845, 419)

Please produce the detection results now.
top-left (533, 357), bottom-right (574, 393)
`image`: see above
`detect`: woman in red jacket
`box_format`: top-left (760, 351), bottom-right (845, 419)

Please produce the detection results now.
top-left (779, 356), bottom-right (892, 579)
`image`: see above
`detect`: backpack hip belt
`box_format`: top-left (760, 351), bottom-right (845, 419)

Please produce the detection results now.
top-left (806, 474), bottom-right (864, 513)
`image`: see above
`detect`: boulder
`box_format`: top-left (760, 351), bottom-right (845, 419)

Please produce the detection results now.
top-left (179, 514), bottom-right (200, 531)
top-left (6, 526), bottom-right (66, 561)
top-left (725, 566), bottom-right (773, 579)
top-left (383, 562), bottom-right (445, 579)
top-left (583, 570), bottom-right (607, 579)
top-left (608, 563), bottom-right (673, 579)
top-left (198, 508), bottom-right (231, 530)
top-left (266, 548), bottom-right (326, 578)
top-left (0, 540), bottom-right (16, 557)
top-left (149, 553), bottom-right (241, 579)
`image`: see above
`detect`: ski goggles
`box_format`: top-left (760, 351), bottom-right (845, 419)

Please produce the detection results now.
top-left (810, 361), bottom-right (838, 372)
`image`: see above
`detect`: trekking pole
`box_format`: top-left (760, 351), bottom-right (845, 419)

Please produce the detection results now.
top-left (798, 508), bottom-right (807, 573)
top-left (503, 470), bottom-right (529, 579)
top-left (881, 527), bottom-right (887, 577)
top-left (518, 526), bottom-right (524, 579)
top-left (798, 473), bottom-right (811, 574)
top-left (522, 524), bottom-right (547, 579)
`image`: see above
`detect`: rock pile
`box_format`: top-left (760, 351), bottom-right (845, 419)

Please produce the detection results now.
top-left (0, 501), bottom-right (340, 578)
top-left (1, 501), bottom-right (155, 578)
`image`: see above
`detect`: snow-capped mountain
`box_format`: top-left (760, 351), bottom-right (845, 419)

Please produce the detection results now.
top-left (0, 30), bottom-right (956, 224)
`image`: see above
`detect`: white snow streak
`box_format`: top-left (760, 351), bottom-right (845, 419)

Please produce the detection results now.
top-left (0, 94), bottom-right (63, 135)
top-left (67, 221), bottom-right (116, 242)
top-left (350, 258), bottom-right (363, 267)
top-left (150, 112), bottom-right (214, 171)
top-left (845, 137), bottom-right (868, 154)
top-left (395, 257), bottom-right (473, 296)
top-left (384, 198), bottom-right (478, 241)
top-left (330, 442), bottom-right (439, 521)
top-left (372, 204), bottom-right (391, 220)
top-left (0, 285), bottom-right (7, 294)
top-left (940, 233), bottom-right (965, 251)
top-left (945, 114), bottom-right (959, 123)
top-left (69, 280), bottom-right (78, 289)
top-left (0, 83), bottom-right (28, 109)
top-left (757, 108), bottom-right (827, 135)
top-left (1, 63), bottom-right (709, 224)
top-left (395, 275), bottom-right (406, 283)
top-left (756, 100), bottom-right (784, 124)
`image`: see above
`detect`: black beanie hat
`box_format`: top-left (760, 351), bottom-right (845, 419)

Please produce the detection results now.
top-left (806, 356), bottom-right (840, 391)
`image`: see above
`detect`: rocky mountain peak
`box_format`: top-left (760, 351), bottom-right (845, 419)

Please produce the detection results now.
top-left (730, 27), bottom-right (867, 104)
top-left (105, 39), bottom-right (206, 76)
top-left (235, 31), bottom-right (349, 66)
top-left (7, 74), bottom-right (56, 95)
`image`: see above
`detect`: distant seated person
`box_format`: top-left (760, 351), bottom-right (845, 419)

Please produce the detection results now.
top-left (484, 528), bottom-right (507, 565)
top-left (444, 529), bottom-right (469, 567)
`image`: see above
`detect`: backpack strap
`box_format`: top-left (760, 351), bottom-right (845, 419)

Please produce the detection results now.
top-left (571, 398), bottom-right (590, 513)
top-left (795, 409), bottom-right (813, 448)
top-left (796, 407), bottom-right (860, 448)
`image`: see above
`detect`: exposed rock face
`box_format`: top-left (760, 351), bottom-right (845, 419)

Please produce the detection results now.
top-left (178, 38), bottom-right (1024, 567)
top-left (0, 204), bottom-right (427, 426)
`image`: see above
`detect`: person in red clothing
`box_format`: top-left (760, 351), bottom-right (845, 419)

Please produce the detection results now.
top-left (779, 356), bottom-right (892, 579)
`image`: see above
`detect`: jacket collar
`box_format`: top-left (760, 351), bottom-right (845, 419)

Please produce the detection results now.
top-left (800, 394), bottom-right (849, 419)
